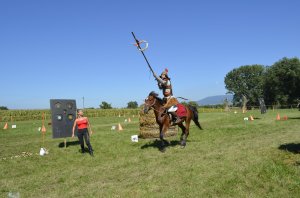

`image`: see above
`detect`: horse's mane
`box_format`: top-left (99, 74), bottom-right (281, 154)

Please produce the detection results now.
top-left (148, 91), bottom-right (164, 105)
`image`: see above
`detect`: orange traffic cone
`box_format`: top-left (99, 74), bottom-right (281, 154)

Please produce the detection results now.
top-left (249, 115), bottom-right (254, 121)
top-left (128, 117), bottom-right (131, 122)
top-left (3, 122), bottom-right (8, 130)
top-left (117, 123), bottom-right (123, 131)
top-left (41, 125), bottom-right (46, 133)
top-left (276, 113), bottom-right (281, 121)
top-left (283, 115), bottom-right (288, 120)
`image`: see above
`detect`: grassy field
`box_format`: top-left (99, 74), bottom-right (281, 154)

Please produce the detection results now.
top-left (1, 109), bottom-right (300, 197)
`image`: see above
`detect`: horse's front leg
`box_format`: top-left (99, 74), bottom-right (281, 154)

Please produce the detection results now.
top-left (159, 123), bottom-right (170, 152)
top-left (159, 134), bottom-right (165, 152)
top-left (159, 126), bottom-right (166, 152)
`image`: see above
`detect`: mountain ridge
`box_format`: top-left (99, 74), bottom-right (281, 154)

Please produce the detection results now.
top-left (197, 95), bottom-right (233, 106)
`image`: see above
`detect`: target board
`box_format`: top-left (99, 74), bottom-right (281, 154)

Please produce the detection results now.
top-left (50, 99), bottom-right (77, 138)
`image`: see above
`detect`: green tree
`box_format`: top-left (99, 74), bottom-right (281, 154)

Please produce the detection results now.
top-left (264, 57), bottom-right (300, 106)
top-left (224, 65), bottom-right (265, 107)
top-left (181, 101), bottom-right (188, 106)
top-left (127, 101), bottom-right (138, 109)
top-left (99, 101), bottom-right (112, 109)
top-left (188, 101), bottom-right (199, 108)
top-left (0, 106), bottom-right (8, 110)
top-left (181, 101), bottom-right (199, 108)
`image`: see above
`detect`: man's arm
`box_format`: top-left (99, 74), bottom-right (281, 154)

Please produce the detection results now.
top-left (72, 119), bottom-right (77, 138)
top-left (87, 118), bottom-right (93, 135)
top-left (153, 73), bottom-right (167, 85)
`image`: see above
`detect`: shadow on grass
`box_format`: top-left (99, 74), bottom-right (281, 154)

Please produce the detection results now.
top-left (141, 139), bottom-right (190, 151)
top-left (287, 117), bottom-right (300, 120)
top-left (58, 141), bottom-right (80, 148)
top-left (278, 143), bottom-right (300, 154)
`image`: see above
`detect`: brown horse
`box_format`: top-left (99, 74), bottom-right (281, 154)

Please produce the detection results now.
top-left (144, 91), bottom-right (203, 151)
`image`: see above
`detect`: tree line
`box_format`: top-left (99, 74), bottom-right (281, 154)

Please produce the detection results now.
top-left (224, 57), bottom-right (300, 108)
top-left (98, 101), bottom-right (139, 109)
top-left (0, 102), bottom-right (139, 111)
top-left (2, 57), bottom-right (299, 110)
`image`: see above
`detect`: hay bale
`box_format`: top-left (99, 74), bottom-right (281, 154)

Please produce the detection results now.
top-left (139, 108), bottom-right (177, 138)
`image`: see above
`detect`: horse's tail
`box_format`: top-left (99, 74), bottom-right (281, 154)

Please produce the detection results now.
top-left (188, 105), bottom-right (203, 130)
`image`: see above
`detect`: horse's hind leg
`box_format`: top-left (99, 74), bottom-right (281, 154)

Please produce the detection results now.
top-left (179, 127), bottom-right (184, 142)
top-left (178, 123), bottom-right (187, 147)
top-left (182, 118), bottom-right (193, 147)
top-left (185, 118), bottom-right (191, 140)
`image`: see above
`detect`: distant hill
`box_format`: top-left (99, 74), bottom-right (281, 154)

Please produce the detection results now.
top-left (197, 95), bottom-right (233, 106)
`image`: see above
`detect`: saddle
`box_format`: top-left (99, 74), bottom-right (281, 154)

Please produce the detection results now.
top-left (162, 97), bottom-right (187, 121)
top-left (164, 104), bottom-right (187, 118)
top-left (176, 103), bottom-right (187, 118)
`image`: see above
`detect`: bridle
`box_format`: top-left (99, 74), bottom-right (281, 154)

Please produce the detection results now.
top-left (145, 96), bottom-right (157, 110)
top-left (145, 96), bottom-right (166, 115)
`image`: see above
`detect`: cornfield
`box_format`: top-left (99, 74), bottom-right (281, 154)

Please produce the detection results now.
top-left (0, 107), bottom-right (256, 122)
top-left (0, 109), bottom-right (140, 122)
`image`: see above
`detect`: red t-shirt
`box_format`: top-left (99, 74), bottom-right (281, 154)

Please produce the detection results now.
top-left (76, 118), bottom-right (88, 129)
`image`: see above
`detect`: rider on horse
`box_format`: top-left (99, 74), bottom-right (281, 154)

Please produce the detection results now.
top-left (153, 68), bottom-right (183, 125)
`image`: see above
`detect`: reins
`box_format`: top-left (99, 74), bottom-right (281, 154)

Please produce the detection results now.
top-left (146, 97), bottom-right (167, 116)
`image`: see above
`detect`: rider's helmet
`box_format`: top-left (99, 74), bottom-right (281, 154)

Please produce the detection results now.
top-left (160, 68), bottom-right (170, 80)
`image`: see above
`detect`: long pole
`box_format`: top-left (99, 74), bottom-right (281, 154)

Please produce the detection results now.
top-left (82, 96), bottom-right (85, 110)
top-left (42, 112), bottom-right (45, 147)
top-left (131, 32), bottom-right (155, 75)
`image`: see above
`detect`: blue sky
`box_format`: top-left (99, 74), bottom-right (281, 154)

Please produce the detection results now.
top-left (0, 0), bottom-right (299, 109)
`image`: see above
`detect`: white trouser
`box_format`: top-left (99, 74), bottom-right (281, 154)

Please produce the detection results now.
top-left (168, 105), bottom-right (178, 112)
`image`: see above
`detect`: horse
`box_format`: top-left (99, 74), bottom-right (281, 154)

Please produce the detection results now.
top-left (143, 91), bottom-right (203, 152)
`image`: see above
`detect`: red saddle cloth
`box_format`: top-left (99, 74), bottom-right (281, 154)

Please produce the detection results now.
top-left (176, 103), bottom-right (187, 118)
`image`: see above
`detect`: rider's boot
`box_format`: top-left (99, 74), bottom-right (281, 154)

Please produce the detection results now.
top-left (169, 112), bottom-right (181, 125)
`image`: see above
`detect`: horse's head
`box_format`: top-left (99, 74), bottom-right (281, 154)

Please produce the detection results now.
top-left (144, 91), bottom-right (159, 113)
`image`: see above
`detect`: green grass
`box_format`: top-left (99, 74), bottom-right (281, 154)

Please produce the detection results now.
top-left (1, 109), bottom-right (300, 197)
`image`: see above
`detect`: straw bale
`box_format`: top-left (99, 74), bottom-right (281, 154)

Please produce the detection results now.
top-left (139, 108), bottom-right (177, 138)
